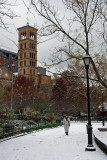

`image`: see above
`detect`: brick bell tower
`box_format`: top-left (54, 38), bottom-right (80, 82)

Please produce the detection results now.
top-left (17, 24), bottom-right (38, 84)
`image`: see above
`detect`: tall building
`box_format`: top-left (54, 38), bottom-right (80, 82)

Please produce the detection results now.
top-left (0, 24), bottom-right (51, 86)
top-left (17, 25), bottom-right (38, 83)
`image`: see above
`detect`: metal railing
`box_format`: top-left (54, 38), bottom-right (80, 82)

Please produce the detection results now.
top-left (0, 120), bottom-right (61, 139)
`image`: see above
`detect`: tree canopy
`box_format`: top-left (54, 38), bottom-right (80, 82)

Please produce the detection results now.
top-left (28, 0), bottom-right (107, 88)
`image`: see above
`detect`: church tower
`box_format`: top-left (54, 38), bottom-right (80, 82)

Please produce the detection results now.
top-left (17, 25), bottom-right (38, 84)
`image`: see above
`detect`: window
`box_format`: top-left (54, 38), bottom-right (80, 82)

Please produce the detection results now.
top-left (24, 32), bottom-right (26, 38)
top-left (32, 53), bottom-right (33, 58)
top-left (20, 69), bottom-right (22, 74)
top-left (20, 53), bottom-right (22, 58)
top-left (34, 54), bottom-right (35, 59)
top-left (30, 69), bottom-right (32, 75)
top-left (30, 43), bottom-right (31, 48)
top-left (24, 52), bottom-right (26, 58)
top-left (30, 61), bottom-right (31, 66)
top-left (24, 61), bottom-right (26, 66)
top-left (30, 32), bottom-right (35, 40)
top-left (25, 43), bottom-right (26, 48)
top-left (21, 32), bottom-right (26, 40)
top-left (20, 62), bottom-right (22, 67)
top-left (20, 44), bottom-right (22, 49)
top-left (24, 69), bottom-right (26, 74)
top-left (32, 44), bottom-right (33, 49)
top-left (30, 52), bottom-right (31, 58)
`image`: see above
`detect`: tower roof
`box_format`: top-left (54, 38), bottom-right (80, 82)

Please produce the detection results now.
top-left (17, 25), bottom-right (38, 31)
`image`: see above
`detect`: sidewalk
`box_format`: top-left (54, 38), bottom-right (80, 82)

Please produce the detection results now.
top-left (0, 122), bottom-right (106, 160)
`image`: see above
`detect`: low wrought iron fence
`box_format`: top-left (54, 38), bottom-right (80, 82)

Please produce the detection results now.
top-left (0, 120), bottom-right (61, 139)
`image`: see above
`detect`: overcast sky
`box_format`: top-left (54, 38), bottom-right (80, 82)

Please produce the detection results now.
top-left (0, 0), bottom-right (70, 76)
top-left (0, 0), bottom-right (51, 58)
top-left (0, 0), bottom-right (68, 74)
top-left (0, 0), bottom-right (106, 75)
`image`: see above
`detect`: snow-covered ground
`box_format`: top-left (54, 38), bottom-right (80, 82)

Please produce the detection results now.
top-left (0, 122), bottom-right (106, 160)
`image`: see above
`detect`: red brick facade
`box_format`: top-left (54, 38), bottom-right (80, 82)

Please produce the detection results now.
top-left (18, 25), bottom-right (38, 84)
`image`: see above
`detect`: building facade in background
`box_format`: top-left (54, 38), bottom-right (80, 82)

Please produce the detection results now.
top-left (37, 67), bottom-right (51, 85)
top-left (0, 48), bottom-right (18, 73)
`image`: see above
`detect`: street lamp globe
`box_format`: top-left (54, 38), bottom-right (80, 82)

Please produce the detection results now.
top-left (101, 88), bottom-right (105, 126)
top-left (101, 88), bottom-right (104, 94)
top-left (83, 54), bottom-right (91, 68)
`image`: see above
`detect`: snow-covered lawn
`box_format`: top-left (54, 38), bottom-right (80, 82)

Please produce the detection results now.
top-left (0, 122), bottom-right (106, 160)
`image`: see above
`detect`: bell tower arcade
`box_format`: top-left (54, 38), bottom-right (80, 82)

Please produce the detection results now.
top-left (18, 25), bottom-right (38, 84)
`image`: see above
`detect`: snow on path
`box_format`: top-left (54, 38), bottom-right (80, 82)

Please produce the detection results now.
top-left (0, 122), bottom-right (106, 160)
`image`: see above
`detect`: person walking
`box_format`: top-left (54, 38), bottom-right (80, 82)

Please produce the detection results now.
top-left (63, 116), bottom-right (70, 135)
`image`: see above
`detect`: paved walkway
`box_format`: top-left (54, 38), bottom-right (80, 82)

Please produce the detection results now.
top-left (0, 122), bottom-right (106, 160)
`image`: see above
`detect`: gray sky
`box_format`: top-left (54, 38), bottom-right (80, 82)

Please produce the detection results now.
top-left (0, 1), bottom-right (53, 57)
top-left (0, 0), bottom-right (106, 76)
top-left (0, 0), bottom-right (68, 75)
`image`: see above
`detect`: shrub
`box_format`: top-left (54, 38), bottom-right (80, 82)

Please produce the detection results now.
top-left (0, 104), bottom-right (14, 120)
top-left (45, 113), bottom-right (55, 123)
top-left (23, 108), bottom-right (40, 120)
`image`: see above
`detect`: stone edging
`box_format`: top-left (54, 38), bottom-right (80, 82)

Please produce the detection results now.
top-left (94, 134), bottom-right (107, 155)
top-left (98, 128), bottom-right (107, 131)
top-left (0, 133), bottom-right (28, 143)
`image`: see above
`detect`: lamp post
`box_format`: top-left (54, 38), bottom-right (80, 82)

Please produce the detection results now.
top-left (83, 54), bottom-right (96, 151)
top-left (101, 89), bottom-right (105, 126)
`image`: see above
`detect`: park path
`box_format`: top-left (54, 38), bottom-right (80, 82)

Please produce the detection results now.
top-left (0, 122), bottom-right (106, 160)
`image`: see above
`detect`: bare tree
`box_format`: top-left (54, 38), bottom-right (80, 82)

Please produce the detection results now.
top-left (97, 0), bottom-right (107, 45)
top-left (0, 0), bottom-right (17, 29)
top-left (27, 0), bottom-right (107, 88)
